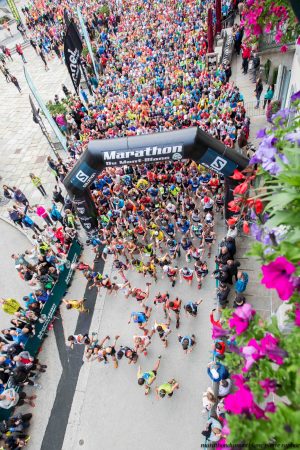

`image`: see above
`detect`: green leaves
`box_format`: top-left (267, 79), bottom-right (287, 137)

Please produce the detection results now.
top-left (221, 84), bottom-right (300, 447)
top-left (246, 242), bottom-right (265, 259)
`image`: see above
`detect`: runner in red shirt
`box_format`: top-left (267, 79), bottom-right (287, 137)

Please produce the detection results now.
top-left (164, 297), bottom-right (182, 329)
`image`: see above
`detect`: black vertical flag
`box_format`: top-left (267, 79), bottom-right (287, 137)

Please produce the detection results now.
top-left (64, 19), bottom-right (83, 94)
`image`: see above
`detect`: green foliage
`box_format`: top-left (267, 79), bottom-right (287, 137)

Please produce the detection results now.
top-left (0, 16), bottom-right (11, 25)
top-left (82, 46), bottom-right (89, 58)
top-left (98, 4), bottom-right (110, 16)
top-left (264, 59), bottom-right (271, 83)
top-left (227, 405), bottom-right (300, 445)
top-left (224, 315), bottom-right (300, 446)
top-left (221, 91), bottom-right (300, 445)
top-left (246, 242), bottom-right (265, 259)
top-left (46, 101), bottom-right (67, 116)
top-left (272, 67), bottom-right (279, 85)
top-left (223, 352), bottom-right (244, 372)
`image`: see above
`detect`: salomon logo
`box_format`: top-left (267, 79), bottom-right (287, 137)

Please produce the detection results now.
top-left (172, 152), bottom-right (182, 161)
top-left (210, 156), bottom-right (227, 171)
top-left (75, 170), bottom-right (89, 183)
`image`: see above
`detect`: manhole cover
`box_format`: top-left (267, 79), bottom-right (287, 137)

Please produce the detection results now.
top-left (113, 276), bottom-right (117, 280)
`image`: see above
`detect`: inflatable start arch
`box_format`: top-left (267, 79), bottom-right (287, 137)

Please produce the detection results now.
top-left (64, 127), bottom-right (248, 235)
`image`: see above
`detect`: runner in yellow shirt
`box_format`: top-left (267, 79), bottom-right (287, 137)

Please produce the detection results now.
top-left (151, 318), bottom-right (171, 347)
top-left (137, 356), bottom-right (161, 395)
top-left (156, 379), bottom-right (180, 399)
top-left (63, 298), bottom-right (89, 314)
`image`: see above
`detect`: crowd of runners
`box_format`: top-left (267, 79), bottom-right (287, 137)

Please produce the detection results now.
top-left (0, 156), bottom-right (250, 445)
top-left (0, 0), bottom-right (255, 446)
top-left (62, 158), bottom-right (249, 446)
top-left (2, 0), bottom-right (250, 158)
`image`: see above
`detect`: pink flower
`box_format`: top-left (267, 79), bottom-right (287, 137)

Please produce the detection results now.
top-left (295, 304), bottom-right (300, 327)
top-left (242, 338), bottom-right (262, 371)
top-left (297, 36), bottom-right (300, 46)
top-left (265, 402), bottom-right (276, 413)
top-left (224, 376), bottom-right (277, 419)
top-left (245, 28), bottom-right (251, 38)
top-left (281, 45), bottom-right (288, 53)
top-left (242, 334), bottom-right (287, 371)
top-left (216, 439), bottom-right (231, 450)
top-left (222, 419), bottom-right (230, 435)
top-left (275, 29), bottom-right (283, 44)
top-left (212, 324), bottom-right (228, 339)
top-left (265, 22), bottom-right (273, 33)
top-left (228, 303), bottom-right (255, 335)
top-left (261, 256), bottom-right (296, 300)
top-left (253, 23), bottom-right (263, 36)
top-left (232, 373), bottom-right (245, 388)
top-left (224, 383), bottom-right (254, 414)
top-left (260, 333), bottom-right (287, 365)
top-left (259, 379), bottom-right (277, 397)
top-left (252, 403), bottom-right (266, 419)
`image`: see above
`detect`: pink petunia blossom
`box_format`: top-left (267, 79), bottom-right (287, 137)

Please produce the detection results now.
top-left (216, 439), bottom-right (231, 450)
top-left (281, 45), bottom-right (288, 53)
top-left (224, 377), bottom-right (278, 419)
top-left (224, 383), bottom-right (254, 414)
top-left (265, 22), bottom-right (273, 33)
top-left (252, 403), bottom-right (266, 419)
top-left (259, 379), bottom-right (277, 397)
top-left (222, 419), bottom-right (230, 435)
top-left (253, 23), bottom-right (263, 36)
top-left (295, 304), bottom-right (300, 327)
top-left (265, 402), bottom-right (276, 413)
top-left (260, 333), bottom-right (287, 365)
top-left (275, 29), bottom-right (283, 44)
top-left (245, 28), bottom-right (251, 38)
top-left (242, 334), bottom-right (287, 371)
top-left (261, 256), bottom-right (296, 300)
top-left (232, 374), bottom-right (245, 388)
top-left (228, 303), bottom-right (256, 335)
top-left (242, 338), bottom-right (262, 371)
top-left (212, 324), bottom-right (228, 339)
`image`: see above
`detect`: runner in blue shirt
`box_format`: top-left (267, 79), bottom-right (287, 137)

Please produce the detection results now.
top-left (189, 176), bottom-right (200, 192)
top-left (184, 299), bottom-right (203, 317)
top-left (128, 306), bottom-right (152, 334)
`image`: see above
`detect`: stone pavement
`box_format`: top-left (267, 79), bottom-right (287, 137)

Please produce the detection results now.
top-left (0, 18), bottom-right (26, 50)
top-left (231, 46), bottom-right (281, 315)
top-left (230, 37), bottom-right (268, 147)
top-left (0, 42), bottom-right (72, 224)
top-left (62, 226), bottom-right (225, 450)
top-left (0, 219), bottom-right (62, 450)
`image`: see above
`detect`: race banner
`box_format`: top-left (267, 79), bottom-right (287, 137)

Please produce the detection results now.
top-left (6, 0), bottom-right (21, 22)
top-left (64, 19), bottom-right (83, 93)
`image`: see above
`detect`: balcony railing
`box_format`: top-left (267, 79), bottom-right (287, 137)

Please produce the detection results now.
top-left (259, 31), bottom-right (293, 51)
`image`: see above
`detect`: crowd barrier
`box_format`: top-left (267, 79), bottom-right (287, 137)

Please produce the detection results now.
top-left (0, 239), bottom-right (82, 421)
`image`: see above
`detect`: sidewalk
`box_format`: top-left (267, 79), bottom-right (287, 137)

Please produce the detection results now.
top-left (231, 51), bottom-right (267, 146)
top-left (231, 48), bottom-right (281, 316)
top-left (0, 43), bottom-right (71, 225)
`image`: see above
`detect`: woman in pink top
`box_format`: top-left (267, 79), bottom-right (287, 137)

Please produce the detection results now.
top-left (35, 205), bottom-right (53, 226)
